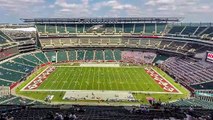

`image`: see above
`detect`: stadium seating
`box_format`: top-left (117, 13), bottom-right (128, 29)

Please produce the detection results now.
top-left (114, 49), bottom-right (121, 61)
top-left (0, 68), bottom-right (25, 82)
top-left (13, 57), bottom-right (37, 67)
top-left (56, 24), bottom-right (66, 33)
top-left (77, 24), bottom-right (84, 33)
top-left (157, 23), bottom-right (166, 34)
top-left (85, 49), bottom-right (94, 60)
top-left (34, 52), bottom-right (49, 63)
top-left (115, 24), bottom-right (123, 33)
top-left (153, 54), bottom-right (169, 63)
top-left (0, 30), bottom-right (12, 41)
top-left (0, 95), bottom-right (41, 105)
top-left (134, 23), bottom-right (144, 33)
top-left (145, 23), bottom-right (155, 34)
top-left (161, 57), bottom-right (213, 85)
top-left (77, 50), bottom-right (85, 60)
top-left (1, 61), bottom-right (34, 73)
top-left (36, 24), bottom-right (45, 33)
top-left (2, 104), bottom-right (212, 120)
top-left (0, 79), bottom-right (12, 86)
top-left (45, 51), bottom-right (56, 62)
top-left (68, 50), bottom-right (76, 61)
top-left (200, 27), bottom-right (213, 36)
top-left (104, 49), bottom-right (114, 60)
top-left (124, 24), bottom-right (133, 33)
top-left (57, 50), bottom-right (68, 62)
top-left (66, 24), bottom-right (76, 33)
top-left (95, 50), bottom-right (104, 60)
top-left (168, 26), bottom-right (185, 34)
top-left (191, 82), bottom-right (213, 89)
top-left (22, 54), bottom-right (41, 65)
top-left (181, 26), bottom-right (198, 35)
top-left (0, 36), bottom-right (7, 44)
top-left (194, 26), bottom-right (207, 36)
top-left (170, 99), bottom-right (213, 109)
top-left (46, 24), bottom-right (56, 33)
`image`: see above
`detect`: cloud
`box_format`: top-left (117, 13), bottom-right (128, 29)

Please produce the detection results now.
top-left (0, 0), bottom-right (45, 17)
top-left (0, 0), bottom-right (212, 23)
top-left (51, 0), bottom-right (91, 17)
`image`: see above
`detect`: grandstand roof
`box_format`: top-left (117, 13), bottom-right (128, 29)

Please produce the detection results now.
top-left (21, 17), bottom-right (181, 24)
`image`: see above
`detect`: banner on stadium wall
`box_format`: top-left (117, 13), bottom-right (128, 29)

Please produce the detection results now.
top-left (195, 91), bottom-right (213, 97)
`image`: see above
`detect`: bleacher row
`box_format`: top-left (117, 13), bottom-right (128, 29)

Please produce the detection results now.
top-left (160, 57), bottom-right (213, 86)
top-left (36, 23), bottom-right (166, 34)
top-left (40, 38), bottom-right (212, 54)
top-left (0, 30), bottom-right (11, 44)
top-left (169, 98), bottom-right (213, 109)
top-left (0, 95), bottom-right (40, 105)
top-left (168, 25), bottom-right (213, 38)
top-left (0, 51), bottom-right (49, 86)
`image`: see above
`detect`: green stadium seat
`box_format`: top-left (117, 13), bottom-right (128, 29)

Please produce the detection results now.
top-left (13, 57), bottom-right (37, 67)
top-left (157, 23), bottom-right (166, 34)
top-left (46, 24), bottom-right (56, 33)
top-left (34, 52), bottom-right (49, 63)
top-left (77, 50), bottom-right (85, 60)
top-left (0, 68), bottom-right (25, 82)
top-left (22, 54), bottom-right (41, 65)
top-left (57, 50), bottom-right (68, 62)
top-left (68, 50), bottom-right (76, 61)
top-left (105, 24), bottom-right (115, 33)
top-left (45, 51), bottom-right (56, 62)
top-left (0, 36), bottom-right (7, 44)
top-left (114, 49), bottom-right (121, 61)
top-left (105, 49), bottom-right (114, 60)
top-left (36, 24), bottom-right (45, 33)
top-left (0, 79), bottom-right (12, 86)
top-left (77, 24), bottom-right (84, 33)
top-left (115, 24), bottom-right (123, 33)
top-left (145, 23), bottom-right (155, 34)
top-left (124, 24), bottom-right (133, 33)
top-left (0, 30), bottom-right (12, 41)
top-left (153, 55), bottom-right (169, 63)
top-left (85, 24), bottom-right (94, 33)
top-left (134, 24), bottom-right (144, 33)
top-left (95, 50), bottom-right (104, 60)
top-left (57, 24), bottom-right (66, 33)
top-left (85, 50), bottom-right (94, 60)
top-left (1, 61), bottom-right (34, 73)
top-left (66, 24), bottom-right (76, 33)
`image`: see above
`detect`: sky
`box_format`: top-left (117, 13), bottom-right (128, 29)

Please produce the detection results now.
top-left (0, 0), bottom-right (212, 23)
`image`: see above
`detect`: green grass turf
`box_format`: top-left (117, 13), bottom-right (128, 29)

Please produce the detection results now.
top-left (38, 67), bottom-right (164, 91)
top-left (16, 65), bottom-right (189, 104)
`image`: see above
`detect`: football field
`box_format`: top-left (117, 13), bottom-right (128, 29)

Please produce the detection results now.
top-left (16, 65), bottom-right (190, 104)
top-left (37, 67), bottom-right (164, 91)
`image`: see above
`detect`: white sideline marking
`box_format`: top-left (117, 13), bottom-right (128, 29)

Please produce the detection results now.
top-left (21, 66), bottom-right (50, 91)
top-left (151, 67), bottom-right (182, 94)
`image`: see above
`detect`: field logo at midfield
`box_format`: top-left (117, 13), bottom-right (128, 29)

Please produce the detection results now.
top-left (24, 67), bottom-right (55, 90)
top-left (145, 68), bottom-right (179, 93)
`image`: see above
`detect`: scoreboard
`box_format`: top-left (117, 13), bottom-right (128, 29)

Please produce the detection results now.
top-left (206, 51), bottom-right (213, 63)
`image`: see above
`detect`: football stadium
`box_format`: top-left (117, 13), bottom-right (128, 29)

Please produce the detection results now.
top-left (0, 2), bottom-right (212, 119)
